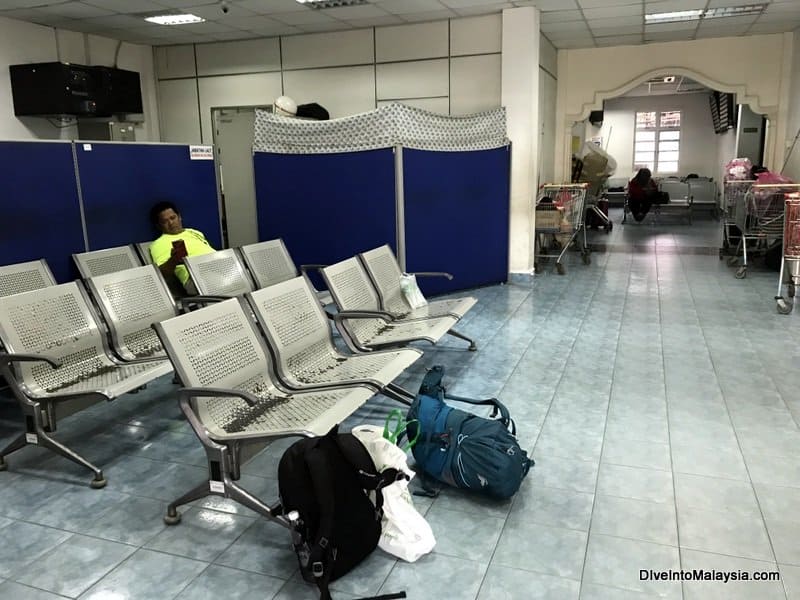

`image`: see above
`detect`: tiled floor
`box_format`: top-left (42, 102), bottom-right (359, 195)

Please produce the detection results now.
top-left (1, 210), bottom-right (798, 599)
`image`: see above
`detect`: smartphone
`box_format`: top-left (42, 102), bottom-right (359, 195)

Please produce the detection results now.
top-left (172, 239), bottom-right (187, 256)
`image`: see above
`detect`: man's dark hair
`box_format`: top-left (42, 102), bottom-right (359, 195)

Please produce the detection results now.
top-left (150, 201), bottom-right (180, 226)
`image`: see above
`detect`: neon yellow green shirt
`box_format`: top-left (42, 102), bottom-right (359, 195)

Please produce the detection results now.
top-left (150, 228), bottom-right (215, 285)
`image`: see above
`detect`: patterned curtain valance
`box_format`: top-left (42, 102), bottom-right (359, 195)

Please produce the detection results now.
top-left (253, 102), bottom-right (508, 154)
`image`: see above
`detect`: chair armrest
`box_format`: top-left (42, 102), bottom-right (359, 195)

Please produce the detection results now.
top-left (0, 352), bottom-right (61, 369)
top-left (178, 386), bottom-right (264, 407)
top-left (177, 295), bottom-right (232, 311)
top-left (334, 310), bottom-right (394, 323)
top-left (411, 272), bottom-right (453, 280)
top-left (299, 263), bottom-right (328, 275)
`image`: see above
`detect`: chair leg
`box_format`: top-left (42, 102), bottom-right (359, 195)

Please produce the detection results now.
top-left (0, 432), bottom-right (27, 471)
top-left (447, 327), bottom-right (477, 351)
top-left (226, 481), bottom-right (288, 528)
top-left (164, 480), bottom-right (213, 525)
top-left (35, 428), bottom-right (106, 488)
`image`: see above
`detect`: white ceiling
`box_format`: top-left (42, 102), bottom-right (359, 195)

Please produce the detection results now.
top-left (621, 75), bottom-right (710, 96)
top-left (0, 0), bottom-right (798, 48)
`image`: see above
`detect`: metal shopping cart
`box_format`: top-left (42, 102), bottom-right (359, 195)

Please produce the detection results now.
top-left (729, 183), bottom-right (800, 279)
top-left (534, 183), bottom-right (589, 275)
top-left (776, 193), bottom-right (800, 314)
top-left (719, 180), bottom-right (755, 259)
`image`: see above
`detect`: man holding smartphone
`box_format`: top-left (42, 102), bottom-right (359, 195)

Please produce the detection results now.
top-left (149, 201), bottom-right (215, 294)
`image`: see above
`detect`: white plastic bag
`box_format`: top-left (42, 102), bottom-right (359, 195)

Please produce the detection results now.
top-left (399, 273), bottom-right (428, 310)
top-left (351, 425), bottom-right (436, 562)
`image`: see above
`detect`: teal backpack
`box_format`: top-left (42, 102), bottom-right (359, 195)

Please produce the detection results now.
top-left (406, 366), bottom-right (532, 499)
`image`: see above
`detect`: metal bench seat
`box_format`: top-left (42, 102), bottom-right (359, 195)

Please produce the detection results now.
top-left (0, 282), bottom-right (172, 487)
top-left (321, 257), bottom-right (473, 352)
top-left (72, 245), bottom-right (142, 279)
top-left (360, 244), bottom-right (477, 320)
top-left (152, 298), bottom-right (375, 526)
top-left (0, 259), bottom-right (57, 298)
top-left (240, 238), bottom-right (332, 305)
top-left (246, 276), bottom-right (421, 404)
top-left (86, 265), bottom-right (179, 361)
top-left (183, 248), bottom-right (255, 297)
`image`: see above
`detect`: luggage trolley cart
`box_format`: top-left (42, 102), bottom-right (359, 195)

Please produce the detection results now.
top-left (534, 183), bottom-right (590, 275)
top-left (729, 183), bottom-right (799, 279)
top-left (720, 180), bottom-right (755, 259)
top-left (776, 192), bottom-right (800, 314)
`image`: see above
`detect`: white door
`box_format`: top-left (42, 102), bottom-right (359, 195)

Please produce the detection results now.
top-left (212, 106), bottom-right (264, 248)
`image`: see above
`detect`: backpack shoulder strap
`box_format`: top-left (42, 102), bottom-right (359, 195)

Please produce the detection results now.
top-left (441, 394), bottom-right (515, 434)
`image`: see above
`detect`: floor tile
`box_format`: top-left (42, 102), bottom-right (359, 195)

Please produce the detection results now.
top-left (0, 521), bottom-right (73, 579)
top-left (763, 517), bottom-right (800, 566)
top-left (590, 494), bottom-right (678, 546)
top-left (754, 483), bottom-right (800, 523)
top-left (677, 506), bottom-right (774, 561)
top-left (781, 564), bottom-right (800, 600)
top-left (674, 473), bottom-right (760, 516)
top-left (526, 456), bottom-right (599, 494)
top-left (14, 534), bottom-right (136, 597)
top-left (78, 548), bottom-right (208, 600)
top-left (145, 507), bottom-right (255, 562)
top-left (272, 581), bottom-right (358, 600)
top-left (745, 452), bottom-right (800, 487)
top-left (379, 554), bottom-right (487, 600)
top-left (681, 549), bottom-right (785, 600)
top-left (477, 565), bottom-right (580, 599)
top-left (508, 483), bottom-right (595, 532)
top-left (596, 464), bottom-right (674, 504)
top-left (214, 519), bottom-right (299, 579)
top-left (601, 438), bottom-right (671, 471)
top-left (492, 522), bottom-right (587, 580)
top-left (582, 534), bottom-right (681, 599)
top-left (670, 443), bottom-right (749, 481)
top-left (0, 581), bottom-right (69, 600)
top-left (174, 564), bottom-right (285, 600)
top-left (427, 485), bottom-right (513, 519)
top-left (579, 583), bottom-right (665, 599)
top-left (425, 506), bottom-right (505, 563)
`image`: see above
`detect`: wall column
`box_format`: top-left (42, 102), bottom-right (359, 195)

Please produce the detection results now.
top-left (502, 7), bottom-right (540, 274)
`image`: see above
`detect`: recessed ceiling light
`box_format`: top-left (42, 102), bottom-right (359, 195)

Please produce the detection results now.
top-left (663, 76), bottom-right (675, 83)
top-left (295, 0), bottom-right (368, 8)
top-left (144, 14), bottom-right (205, 25)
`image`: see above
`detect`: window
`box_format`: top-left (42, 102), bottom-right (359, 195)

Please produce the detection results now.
top-left (634, 110), bottom-right (681, 174)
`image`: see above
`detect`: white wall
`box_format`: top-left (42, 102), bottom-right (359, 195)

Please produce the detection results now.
top-left (783, 30), bottom-right (800, 179)
top-left (600, 93), bottom-right (717, 181)
top-left (555, 34), bottom-right (794, 181)
top-left (0, 16), bottom-right (159, 142)
top-left (716, 127), bottom-right (737, 191)
top-left (539, 35), bottom-right (557, 184)
top-left (155, 14), bottom-right (503, 145)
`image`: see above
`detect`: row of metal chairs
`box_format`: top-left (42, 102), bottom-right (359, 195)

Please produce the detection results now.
top-left (0, 242), bottom-right (479, 529)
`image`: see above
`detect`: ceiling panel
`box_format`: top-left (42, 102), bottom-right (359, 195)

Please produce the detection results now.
top-left (37, 2), bottom-right (115, 19)
top-left (695, 25), bottom-right (750, 37)
top-left (540, 10), bottom-right (583, 23)
top-left (373, 0), bottom-right (447, 15)
top-left (583, 5), bottom-right (643, 19)
top-left (579, 0), bottom-right (641, 7)
top-left (592, 24), bottom-right (644, 35)
top-left (83, 0), bottom-right (166, 13)
top-left (342, 15), bottom-right (405, 27)
top-left (322, 4), bottom-right (392, 19)
top-left (645, 0), bottom-right (706, 11)
top-left (589, 15), bottom-right (646, 27)
top-left (645, 21), bottom-right (700, 32)
top-left (527, 0), bottom-right (579, 10)
top-left (439, 0), bottom-right (508, 7)
top-left (595, 33), bottom-right (643, 45)
top-left (540, 20), bottom-right (592, 33)
top-left (182, 3), bottom-right (258, 18)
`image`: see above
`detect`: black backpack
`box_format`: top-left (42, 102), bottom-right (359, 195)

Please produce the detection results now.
top-left (278, 425), bottom-right (407, 600)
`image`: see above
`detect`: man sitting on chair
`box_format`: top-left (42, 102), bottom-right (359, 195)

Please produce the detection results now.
top-left (149, 201), bottom-right (215, 295)
top-left (628, 168), bottom-right (669, 222)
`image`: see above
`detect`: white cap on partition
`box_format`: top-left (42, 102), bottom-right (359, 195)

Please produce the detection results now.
top-left (274, 96), bottom-right (297, 117)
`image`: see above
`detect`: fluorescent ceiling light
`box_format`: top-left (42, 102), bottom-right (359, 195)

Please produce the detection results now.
top-left (645, 10), bottom-right (703, 23)
top-left (645, 4), bottom-right (766, 24)
top-left (295, 0), bottom-right (368, 8)
top-left (145, 14), bottom-right (205, 25)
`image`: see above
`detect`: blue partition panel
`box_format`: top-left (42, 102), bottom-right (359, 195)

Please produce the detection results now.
top-left (403, 146), bottom-right (510, 295)
top-left (76, 143), bottom-right (222, 251)
top-left (0, 141), bottom-right (85, 283)
top-left (254, 149), bottom-right (397, 281)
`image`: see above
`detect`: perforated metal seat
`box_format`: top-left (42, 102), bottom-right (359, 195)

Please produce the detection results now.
top-left (360, 245), bottom-right (477, 320)
top-left (0, 282), bottom-right (173, 486)
top-left (321, 257), bottom-right (475, 352)
top-left (136, 241), bottom-right (154, 265)
top-left (239, 238), bottom-right (332, 305)
top-left (86, 265), bottom-right (177, 361)
top-left (246, 276), bottom-right (421, 404)
top-left (183, 248), bottom-right (254, 297)
top-left (72, 245), bottom-right (143, 279)
top-left (0, 259), bottom-right (56, 298)
top-left (153, 298), bottom-right (374, 525)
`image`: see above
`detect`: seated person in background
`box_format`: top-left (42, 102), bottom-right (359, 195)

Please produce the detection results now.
top-left (627, 168), bottom-right (669, 222)
top-left (149, 201), bottom-right (215, 294)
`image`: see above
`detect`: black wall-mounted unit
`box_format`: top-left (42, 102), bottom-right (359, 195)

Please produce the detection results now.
top-left (709, 91), bottom-right (736, 134)
top-left (9, 62), bottom-right (142, 117)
